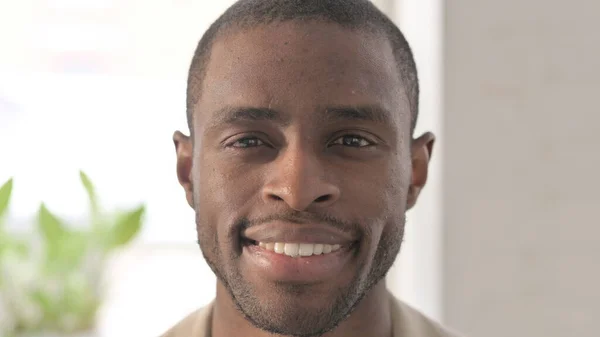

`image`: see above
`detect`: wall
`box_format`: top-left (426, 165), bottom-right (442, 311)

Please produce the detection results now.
top-left (443, 1), bottom-right (600, 336)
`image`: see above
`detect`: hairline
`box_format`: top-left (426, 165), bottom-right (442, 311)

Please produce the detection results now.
top-left (187, 18), bottom-right (418, 137)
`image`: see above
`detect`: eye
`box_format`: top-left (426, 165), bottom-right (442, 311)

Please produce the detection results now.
top-left (330, 135), bottom-right (374, 148)
top-left (229, 137), bottom-right (265, 148)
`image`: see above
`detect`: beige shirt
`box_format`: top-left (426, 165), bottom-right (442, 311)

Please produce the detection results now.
top-left (160, 293), bottom-right (462, 337)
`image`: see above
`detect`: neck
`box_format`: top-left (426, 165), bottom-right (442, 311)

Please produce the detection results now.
top-left (211, 281), bottom-right (392, 337)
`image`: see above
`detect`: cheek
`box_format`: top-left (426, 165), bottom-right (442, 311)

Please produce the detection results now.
top-left (196, 156), bottom-right (263, 236)
top-left (344, 160), bottom-right (409, 262)
top-left (378, 164), bottom-right (411, 227)
top-left (342, 160), bottom-right (409, 222)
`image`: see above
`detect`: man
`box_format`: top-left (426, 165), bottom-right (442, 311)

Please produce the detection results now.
top-left (164, 0), bottom-right (461, 336)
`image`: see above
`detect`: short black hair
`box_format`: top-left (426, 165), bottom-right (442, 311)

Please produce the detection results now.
top-left (187, 0), bottom-right (419, 133)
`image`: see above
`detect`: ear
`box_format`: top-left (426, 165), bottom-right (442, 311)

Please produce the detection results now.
top-left (406, 132), bottom-right (435, 210)
top-left (173, 131), bottom-right (194, 208)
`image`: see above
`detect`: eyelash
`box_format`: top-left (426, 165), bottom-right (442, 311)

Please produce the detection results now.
top-left (329, 135), bottom-right (374, 148)
top-left (229, 137), bottom-right (266, 149)
top-left (228, 134), bottom-right (375, 149)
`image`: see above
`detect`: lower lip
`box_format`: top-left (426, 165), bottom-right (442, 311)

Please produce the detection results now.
top-left (242, 243), bottom-right (354, 283)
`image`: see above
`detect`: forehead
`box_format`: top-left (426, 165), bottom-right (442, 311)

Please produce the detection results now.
top-left (195, 21), bottom-right (409, 129)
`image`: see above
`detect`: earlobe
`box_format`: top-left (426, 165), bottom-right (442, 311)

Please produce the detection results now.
top-left (173, 131), bottom-right (194, 208)
top-left (407, 132), bottom-right (435, 210)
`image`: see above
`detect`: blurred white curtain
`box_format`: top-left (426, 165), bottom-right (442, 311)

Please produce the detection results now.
top-left (386, 0), bottom-right (444, 323)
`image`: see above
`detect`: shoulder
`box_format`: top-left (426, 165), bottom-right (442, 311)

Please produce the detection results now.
top-left (390, 295), bottom-right (465, 337)
top-left (159, 297), bottom-right (464, 337)
top-left (159, 304), bottom-right (213, 337)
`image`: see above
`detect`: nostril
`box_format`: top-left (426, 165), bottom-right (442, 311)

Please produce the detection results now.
top-left (269, 194), bottom-right (284, 201)
top-left (315, 195), bottom-right (331, 203)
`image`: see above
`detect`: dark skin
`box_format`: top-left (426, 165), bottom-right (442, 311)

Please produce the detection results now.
top-left (174, 22), bottom-right (434, 337)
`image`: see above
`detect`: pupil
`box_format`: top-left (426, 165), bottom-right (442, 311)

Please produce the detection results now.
top-left (243, 139), bottom-right (257, 147)
top-left (344, 137), bottom-right (359, 146)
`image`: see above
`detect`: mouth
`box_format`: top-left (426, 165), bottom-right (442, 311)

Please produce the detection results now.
top-left (243, 239), bottom-right (346, 258)
top-left (240, 223), bottom-right (359, 283)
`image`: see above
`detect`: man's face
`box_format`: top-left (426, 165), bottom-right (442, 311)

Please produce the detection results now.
top-left (175, 22), bottom-right (432, 337)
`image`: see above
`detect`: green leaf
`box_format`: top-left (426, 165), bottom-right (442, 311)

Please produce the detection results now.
top-left (79, 170), bottom-right (99, 216)
top-left (108, 205), bottom-right (145, 248)
top-left (0, 235), bottom-right (29, 257)
top-left (31, 289), bottom-right (58, 324)
top-left (46, 230), bottom-right (89, 273)
top-left (38, 203), bottom-right (67, 244)
top-left (0, 177), bottom-right (13, 220)
top-left (59, 230), bottom-right (88, 268)
top-left (38, 203), bottom-right (75, 271)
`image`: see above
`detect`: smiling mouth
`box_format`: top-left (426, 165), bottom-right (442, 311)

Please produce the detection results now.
top-left (244, 239), bottom-right (348, 258)
top-left (242, 238), bottom-right (356, 282)
top-left (239, 221), bottom-right (359, 281)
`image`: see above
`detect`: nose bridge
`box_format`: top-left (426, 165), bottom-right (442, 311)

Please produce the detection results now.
top-left (263, 140), bottom-right (340, 211)
top-left (283, 142), bottom-right (320, 190)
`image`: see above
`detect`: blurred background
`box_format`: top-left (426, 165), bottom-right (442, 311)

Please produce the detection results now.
top-left (0, 0), bottom-right (598, 336)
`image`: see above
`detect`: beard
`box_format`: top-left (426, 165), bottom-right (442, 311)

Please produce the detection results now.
top-left (196, 211), bottom-right (405, 337)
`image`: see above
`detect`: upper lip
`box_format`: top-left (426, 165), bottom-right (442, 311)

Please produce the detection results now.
top-left (242, 221), bottom-right (357, 245)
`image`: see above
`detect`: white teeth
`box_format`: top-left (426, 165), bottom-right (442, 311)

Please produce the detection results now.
top-left (298, 243), bottom-right (314, 256)
top-left (284, 243), bottom-right (300, 257)
top-left (258, 242), bottom-right (342, 257)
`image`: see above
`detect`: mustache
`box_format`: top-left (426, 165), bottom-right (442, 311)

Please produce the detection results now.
top-left (236, 210), bottom-right (362, 235)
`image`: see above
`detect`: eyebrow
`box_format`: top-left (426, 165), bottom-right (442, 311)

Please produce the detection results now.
top-left (322, 105), bottom-right (393, 125)
top-left (206, 104), bottom-right (394, 129)
top-left (208, 106), bottom-right (289, 128)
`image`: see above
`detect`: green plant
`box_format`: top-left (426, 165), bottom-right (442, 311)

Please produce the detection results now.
top-left (0, 172), bottom-right (145, 336)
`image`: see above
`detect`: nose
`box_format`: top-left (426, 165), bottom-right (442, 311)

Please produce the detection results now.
top-left (261, 146), bottom-right (340, 211)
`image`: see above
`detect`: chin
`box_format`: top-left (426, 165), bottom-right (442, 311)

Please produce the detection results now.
top-left (230, 273), bottom-right (366, 337)
top-left (239, 294), bottom-right (348, 337)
